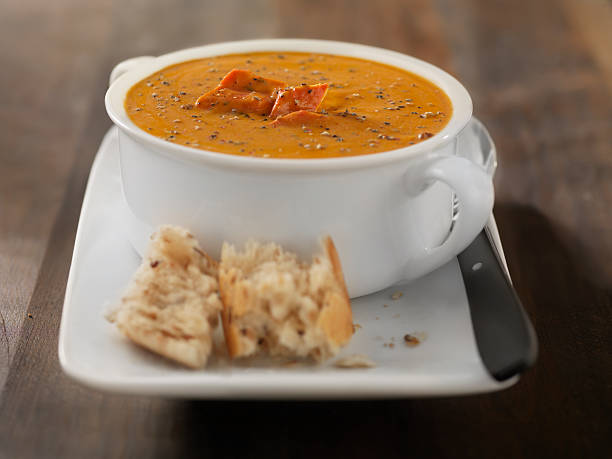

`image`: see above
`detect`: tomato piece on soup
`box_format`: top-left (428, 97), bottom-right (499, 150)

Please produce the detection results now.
top-left (196, 87), bottom-right (276, 115)
top-left (218, 69), bottom-right (286, 95)
top-left (269, 83), bottom-right (329, 119)
top-left (196, 69), bottom-right (287, 115)
top-left (269, 110), bottom-right (325, 127)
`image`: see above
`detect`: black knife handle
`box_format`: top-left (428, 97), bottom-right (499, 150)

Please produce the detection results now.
top-left (457, 228), bottom-right (538, 381)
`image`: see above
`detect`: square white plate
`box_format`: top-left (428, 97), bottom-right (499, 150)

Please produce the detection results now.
top-left (58, 126), bottom-right (516, 398)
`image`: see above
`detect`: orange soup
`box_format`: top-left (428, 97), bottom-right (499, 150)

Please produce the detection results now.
top-left (125, 52), bottom-right (452, 159)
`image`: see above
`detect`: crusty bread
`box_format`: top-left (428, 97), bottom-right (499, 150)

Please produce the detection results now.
top-left (110, 225), bottom-right (222, 368)
top-left (219, 236), bottom-right (353, 362)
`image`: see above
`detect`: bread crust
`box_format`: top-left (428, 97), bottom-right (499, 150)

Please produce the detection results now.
top-left (317, 237), bottom-right (353, 347)
top-left (117, 319), bottom-right (211, 369)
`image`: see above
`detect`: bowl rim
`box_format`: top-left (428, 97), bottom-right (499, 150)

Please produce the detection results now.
top-left (105, 38), bottom-right (473, 172)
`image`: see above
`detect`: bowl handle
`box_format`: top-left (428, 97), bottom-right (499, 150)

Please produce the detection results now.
top-left (109, 56), bottom-right (156, 86)
top-left (404, 155), bottom-right (494, 278)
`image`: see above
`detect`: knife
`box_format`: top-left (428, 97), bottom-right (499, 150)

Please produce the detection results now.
top-left (457, 226), bottom-right (538, 381)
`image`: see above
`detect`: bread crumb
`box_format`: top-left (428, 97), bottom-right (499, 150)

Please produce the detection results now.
top-left (392, 313), bottom-right (400, 319)
top-left (391, 291), bottom-right (403, 300)
top-left (334, 354), bottom-right (376, 368)
top-left (404, 333), bottom-right (420, 347)
top-left (104, 304), bottom-right (119, 323)
top-left (352, 323), bottom-right (362, 332)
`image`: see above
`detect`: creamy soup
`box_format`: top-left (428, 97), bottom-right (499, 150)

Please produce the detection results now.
top-left (125, 52), bottom-right (452, 159)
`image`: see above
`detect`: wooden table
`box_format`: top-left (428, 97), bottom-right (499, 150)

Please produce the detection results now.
top-left (1, 0), bottom-right (610, 457)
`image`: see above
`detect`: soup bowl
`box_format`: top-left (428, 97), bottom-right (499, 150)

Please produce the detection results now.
top-left (105, 39), bottom-right (494, 298)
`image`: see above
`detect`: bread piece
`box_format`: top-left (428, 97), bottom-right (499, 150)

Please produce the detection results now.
top-left (110, 225), bottom-right (222, 368)
top-left (219, 236), bottom-right (353, 362)
top-left (334, 354), bottom-right (376, 369)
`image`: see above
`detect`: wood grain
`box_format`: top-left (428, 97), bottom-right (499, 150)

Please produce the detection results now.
top-left (0, 0), bottom-right (116, 389)
top-left (0, 0), bottom-right (610, 458)
top-left (563, 0), bottom-right (612, 94)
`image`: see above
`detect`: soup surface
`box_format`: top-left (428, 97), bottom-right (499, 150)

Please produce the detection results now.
top-left (125, 52), bottom-right (452, 159)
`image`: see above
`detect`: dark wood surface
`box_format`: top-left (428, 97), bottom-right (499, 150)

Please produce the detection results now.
top-left (1, 0), bottom-right (610, 457)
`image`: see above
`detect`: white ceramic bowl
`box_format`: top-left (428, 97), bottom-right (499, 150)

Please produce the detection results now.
top-left (105, 39), bottom-right (494, 298)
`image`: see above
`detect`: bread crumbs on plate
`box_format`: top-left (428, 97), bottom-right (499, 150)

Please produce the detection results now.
top-left (334, 354), bottom-right (376, 368)
top-left (404, 333), bottom-right (425, 347)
